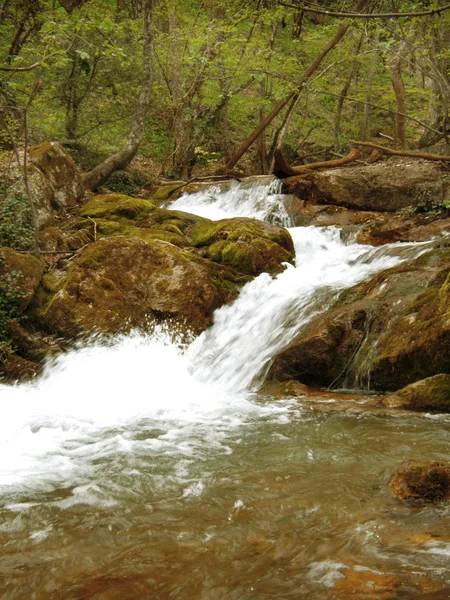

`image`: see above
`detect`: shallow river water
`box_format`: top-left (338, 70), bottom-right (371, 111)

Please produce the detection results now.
top-left (1, 181), bottom-right (450, 599)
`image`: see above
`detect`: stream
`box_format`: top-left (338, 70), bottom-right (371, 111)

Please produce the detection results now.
top-left (1, 180), bottom-right (450, 599)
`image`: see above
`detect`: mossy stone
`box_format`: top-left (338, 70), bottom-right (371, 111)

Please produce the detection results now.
top-left (389, 460), bottom-right (450, 501)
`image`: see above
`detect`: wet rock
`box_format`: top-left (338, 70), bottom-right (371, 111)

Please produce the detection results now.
top-left (79, 193), bottom-right (295, 276)
top-left (382, 374), bottom-right (450, 412)
top-left (0, 353), bottom-right (42, 382)
top-left (285, 161), bottom-right (450, 213)
top-left (28, 141), bottom-right (84, 228)
top-left (270, 245), bottom-right (450, 391)
top-left (28, 237), bottom-right (248, 337)
top-left (0, 248), bottom-right (45, 311)
top-left (259, 379), bottom-right (310, 397)
top-left (188, 217), bottom-right (294, 275)
top-left (6, 320), bottom-right (57, 363)
top-left (282, 198), bottom-right (450, 247)
top-left (332, 565), bottom-right (401, 599)
top-left (389, 460), bottom-right (450, 501)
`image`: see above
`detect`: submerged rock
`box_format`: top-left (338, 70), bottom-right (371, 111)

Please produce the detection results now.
top-left (382, 374), bottom-right (450, 412)
top-left (389, 460), bottom-right (450, 502)
top-left (28, 237), bottom-right (248, 336)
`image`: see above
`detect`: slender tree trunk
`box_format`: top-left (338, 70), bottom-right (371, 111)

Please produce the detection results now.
top-left (257, 80), bottom-right (268, 173)
top-left (390, 40), bottom-right (408, 149)
top-left (83, 0), bottom-right (155, 191)
top-left (360, 31), bottom-right (379, 141)
top-left (224, 0), bottom-right (369, 171)
top-left (292, 8), bottom-right (304, 39)
top-left (334, 31), bottom-right (364, 148)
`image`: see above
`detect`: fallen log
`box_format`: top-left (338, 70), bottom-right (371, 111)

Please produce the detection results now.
top-left (273, 148), bottom-right (362, 178)
top-left (350, 140), bottom-right (450, 162)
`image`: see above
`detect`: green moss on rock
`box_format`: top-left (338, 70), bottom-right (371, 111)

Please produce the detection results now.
top-left (80, 194), bottom-right (156, 220)
top-left (29, 237), bottom-right (249, 337)
top-left (383, 374), bottom-right (450, 412)
top-left (188, 217), bottom-right (294, 275)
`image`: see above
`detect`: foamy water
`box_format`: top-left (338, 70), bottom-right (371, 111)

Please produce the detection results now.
top-left (0, 180), bottom-right (449, 599)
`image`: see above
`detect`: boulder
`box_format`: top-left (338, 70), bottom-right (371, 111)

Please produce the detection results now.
top-left (382, 374), bottom-right (450, 412)
top-left (389, 460), bottom-right (450, 502)
top-left (0, 248), bottom-right (45, 312)
top-left (270, 245), bottom-right (450, 391)
top-left (188, 217), bottom-right (294, 275)
top-left (281, 197), bottom-right (450, 246)
top-left (28, 237), bottom-right (249, 337)
top-left (78, 193), bottom-right (295, 275)
top-left (284, 161), bottom-right (450, 213)
top-left (27, 141), bottom-right (84, 228)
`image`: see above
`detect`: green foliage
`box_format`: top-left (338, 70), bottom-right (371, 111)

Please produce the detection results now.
top-left (0, 0), bottom-right (448, 173)
top-left (0, 258), bottom-right (26, 361)
top-left (0, 184), bottom-right (34, 252)
top-left (105, 171), bottom-right (137, 196)
top-left (105, 170), bottom-right (153, 196)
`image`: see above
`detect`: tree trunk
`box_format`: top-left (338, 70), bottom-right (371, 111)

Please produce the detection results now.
top-left (224, 0), bottom-right (369, 172)
top-left (360, 31), bottom-right (379, 141)
top-left (334, 31), bottom-right (364, 148)
top-left (83, 0), bottom-right (155, 191)
top-left (390, 41), bottom-right (408, 149)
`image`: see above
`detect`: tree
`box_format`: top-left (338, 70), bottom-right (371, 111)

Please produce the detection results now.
top-left (224, 0), bottom-right (369, 171)
top-left (83, 0), bottom-right (155, 190)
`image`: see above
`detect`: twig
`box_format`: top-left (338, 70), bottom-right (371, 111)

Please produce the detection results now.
top-left (87, 216), bottom-right (97, 241)
top-left (278, 1), bottom-right (450, 19)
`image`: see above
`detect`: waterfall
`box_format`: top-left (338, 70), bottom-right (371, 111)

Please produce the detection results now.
top-left (169, 178), bottom-right (291, 225)
top-left (0, 180), bottom-right (431, 492)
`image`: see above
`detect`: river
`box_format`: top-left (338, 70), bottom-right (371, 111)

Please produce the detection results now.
top-left (0, 180), bottom-right (449, 599)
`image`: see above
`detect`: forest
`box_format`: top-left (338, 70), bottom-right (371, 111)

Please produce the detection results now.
top-left (1, 0), bottom-right (450, 187)
top-left (2, 3), bottom-right (450, 598)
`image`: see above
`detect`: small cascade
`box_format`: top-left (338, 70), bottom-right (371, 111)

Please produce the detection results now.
top-left (169, 178), bottom-right (291, 225)
top-left (188, 227), bottom-right (430, 391)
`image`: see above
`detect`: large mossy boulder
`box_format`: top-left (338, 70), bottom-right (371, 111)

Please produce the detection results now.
top-left (285, 161), bottom-right (449, 213)
top-left (382, 374), bottom-right (450, 412)
top-left (389, 460), bottom-right (450, 502)
top-left (270, 245), bottom-right (450, 391)
top-left (0, 248), bottom-right (45, 311)
top-left (78, 193), bottom-right (295, 276)
top-left (188, 217), bottom-right (294, 275)
top-left (28, 141), bottom-right (84, 229)
top-left (28, 237), bottom-right (249, 336)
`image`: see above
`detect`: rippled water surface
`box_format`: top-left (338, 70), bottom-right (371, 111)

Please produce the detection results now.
top-left (1, 182), bottom-right (450, 599)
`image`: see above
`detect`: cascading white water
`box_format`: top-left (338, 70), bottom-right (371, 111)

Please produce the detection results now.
top-left (171, 182), bottom-right (431, 391)
top-left (2, 181), bottom-right (450, 599)
top-left (0, 181), bottom-right (432, 492)
top-left (169, 178), bottom-right (291, 225)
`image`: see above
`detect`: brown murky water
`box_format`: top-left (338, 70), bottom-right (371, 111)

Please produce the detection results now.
top-left (1, 393), bottom-right (449, 600)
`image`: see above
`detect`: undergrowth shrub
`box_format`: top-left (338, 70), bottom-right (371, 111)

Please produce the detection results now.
top-left (0, 257), bottom-right (26, 361)
top-left (0, 182), bottom-right (34, 251)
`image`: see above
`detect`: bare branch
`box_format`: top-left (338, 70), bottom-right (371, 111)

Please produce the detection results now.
top-left (0, 52), bottom-right (58, 72)
top-left (350, 140), bottom-right (450, 161)
top-left (278, 2), bottom-right (450, 19)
